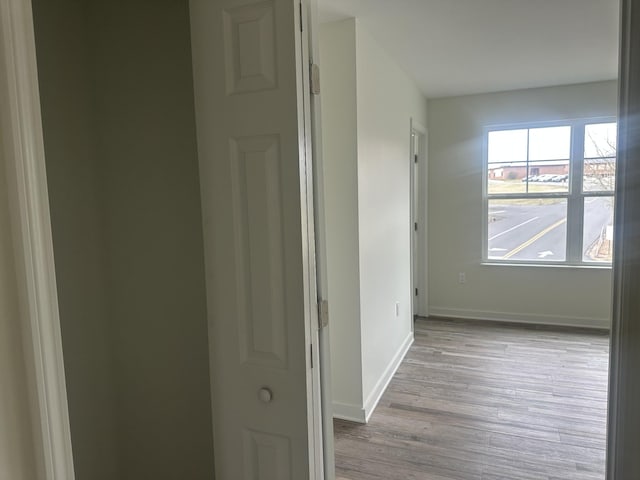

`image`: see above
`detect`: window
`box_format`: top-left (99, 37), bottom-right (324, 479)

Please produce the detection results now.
top-left (484, 119), bottom-right (616, 265)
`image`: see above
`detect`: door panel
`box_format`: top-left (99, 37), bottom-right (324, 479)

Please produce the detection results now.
top-left (190, 0), bottom-right (315, 478)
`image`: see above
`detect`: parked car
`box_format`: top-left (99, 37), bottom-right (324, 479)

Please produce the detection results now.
top-left (535, 174), bottom-right (554, 182)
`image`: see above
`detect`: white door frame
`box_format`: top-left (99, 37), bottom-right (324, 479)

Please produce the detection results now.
top-left (606, 0), bottom-right (640, 476)
top-left (0, 0), bottom-right (75, 479)
top-left (304, 1), bottom-right (336, 479)
top-left (299, 1), bottom-right (326, 477)
top-left (410, 119), bottom-right (427, 319)
top-left (299, 0), bottom-right (327, 466)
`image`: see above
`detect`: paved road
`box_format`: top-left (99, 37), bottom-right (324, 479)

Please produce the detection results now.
top-left (582, 197), bottom-right (614, 259)
top-left (488, 197), bottom-right (613, 261)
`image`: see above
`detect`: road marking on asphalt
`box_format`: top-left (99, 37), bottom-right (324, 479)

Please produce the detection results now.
top-left (489, 216), bottom-right (540, 241)
top-left (502, 218), bottom-right (567, 259)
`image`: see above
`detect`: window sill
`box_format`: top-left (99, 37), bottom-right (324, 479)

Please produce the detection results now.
top-left (481, 261), bottom-right (612, 270)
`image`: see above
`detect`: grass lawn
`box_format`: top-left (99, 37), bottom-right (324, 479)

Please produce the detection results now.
top-left (488, 180), bottom-right (567, 204)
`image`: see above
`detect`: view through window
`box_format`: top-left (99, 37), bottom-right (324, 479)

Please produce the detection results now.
top-left (485, 119), bottom-right (616, 264)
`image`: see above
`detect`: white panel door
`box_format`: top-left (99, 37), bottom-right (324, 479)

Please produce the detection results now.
top-left (190, 1), bottom-right (318, 478)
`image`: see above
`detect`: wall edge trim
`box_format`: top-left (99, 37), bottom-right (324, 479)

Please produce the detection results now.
top-left (332, 402), bottom-right (367, 424)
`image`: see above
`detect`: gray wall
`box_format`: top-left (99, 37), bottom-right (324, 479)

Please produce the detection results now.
top-left (33, 1), bottom-right (215, 478)
top-left (32, 1), bottom-right (119, 477)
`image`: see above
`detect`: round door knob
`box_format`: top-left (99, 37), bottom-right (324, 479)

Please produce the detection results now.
top-left (258, 387), bottom-right (273, 403)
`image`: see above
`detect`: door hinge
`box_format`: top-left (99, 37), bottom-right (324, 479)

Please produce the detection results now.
top-left (414, 154), bottom-right (418, 163)
top-left (414, 222), bottom-right (418, 232)
top-left (310, 343), bottom-right (313, 368)
top-left (415, 288), bottom-right (419, 296)
top-left (310, 63), bottom-right (321, 95)
top-left (318, 299), bottom-right (329, 329)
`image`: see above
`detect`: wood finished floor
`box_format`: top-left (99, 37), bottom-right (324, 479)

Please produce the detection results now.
top-left (334, 317), bottom-right (609, 480)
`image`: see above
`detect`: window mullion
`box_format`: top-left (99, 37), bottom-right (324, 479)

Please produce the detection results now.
top-left (526, 130), bottom-right (530, 194)
top-left (566, 122), bottom-right (585, 263)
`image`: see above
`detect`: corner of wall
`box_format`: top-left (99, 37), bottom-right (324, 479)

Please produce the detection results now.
top-left (332, 402), bottom-right (367, 424)
top-left (363, 331), bottom-right (414, 422)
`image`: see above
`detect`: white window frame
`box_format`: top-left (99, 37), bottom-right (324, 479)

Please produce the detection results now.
top-left (482, 117), bottom-right (616, 267)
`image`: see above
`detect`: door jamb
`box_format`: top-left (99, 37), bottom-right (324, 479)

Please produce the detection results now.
top-left (0, 1), bottom-right (75, 479)
top-left (410, 119), bottom-right (427, 320)
top-left (607, 0), bottom-right (640, 477)
top-left (304, 0), bottom-right (336, 478)
top-left (297, 0), bottom-right (325, 478)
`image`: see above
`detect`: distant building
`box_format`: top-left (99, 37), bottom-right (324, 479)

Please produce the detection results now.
top-left (488, 161), bottom-right (569, 180)
top-left (488, 158), bottom-right (614, 180)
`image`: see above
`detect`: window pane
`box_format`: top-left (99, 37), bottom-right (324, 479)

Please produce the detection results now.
top-left (488, 129), bottom-right (527, 163)
top-left (525, 161), bottom-right (569, 193)
top-left (585, 122), bottom-right (617, 158)
top-left (488, 199), bottom-right (567, 261)
top-left (488, 162), bottom-right (527, 194)
top-left (528, 126), bottom-right (571, 161)
top-left (583, 196), bottom-right (614, 263)
top-left (583, 158), bottom-right (616, 192)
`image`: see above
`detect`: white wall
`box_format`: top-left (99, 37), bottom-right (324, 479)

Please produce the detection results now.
top-left (428, 81), bottom-right (616, 327)
top-left (354, 25), bottom-right (427, 410)
top-left (320, 18), bottom-right (428, 421)
top-left (319, 19), bottom-right (363, 414)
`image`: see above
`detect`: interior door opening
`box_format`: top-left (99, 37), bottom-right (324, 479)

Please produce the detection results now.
top-left (6, 0), bottom-right (640, 478)
top-left (314, 1), bottom-right (622, 479)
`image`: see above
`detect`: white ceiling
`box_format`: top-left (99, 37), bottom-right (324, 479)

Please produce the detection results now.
top-left (318, 0), bottom-right (619, 98)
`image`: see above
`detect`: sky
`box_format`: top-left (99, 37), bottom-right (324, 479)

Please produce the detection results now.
top-left (488, 123), bottom-right (616, 165)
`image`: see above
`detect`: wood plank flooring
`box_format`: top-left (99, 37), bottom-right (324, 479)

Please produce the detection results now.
top-left (334, 317), bottom-right (609, 480)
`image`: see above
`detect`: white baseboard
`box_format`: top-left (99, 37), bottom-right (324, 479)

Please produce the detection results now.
top-left (363, 331), bottom-right (414, 422)
top-left (332, 401), bottom-right (366, 423)
top-left (427, 306), bottom-right (610, 330)
top-left (332, 332), bottom-right (414, 424)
